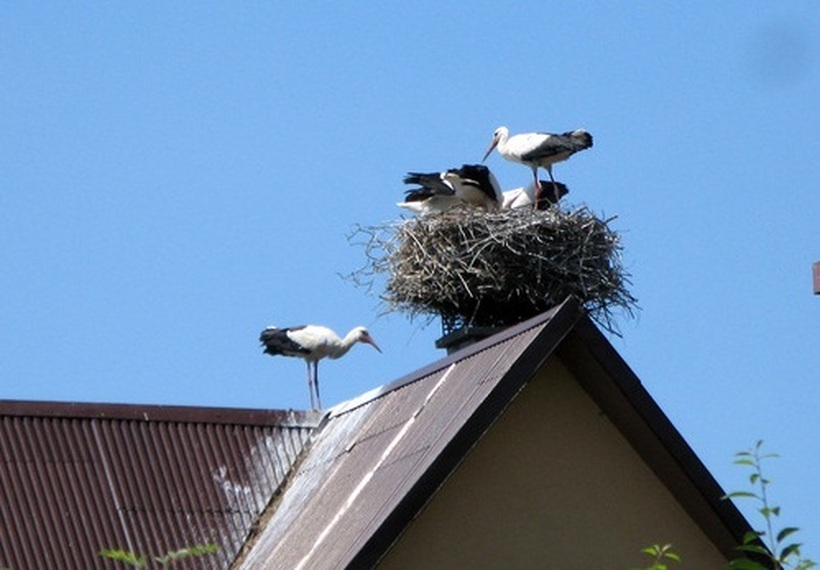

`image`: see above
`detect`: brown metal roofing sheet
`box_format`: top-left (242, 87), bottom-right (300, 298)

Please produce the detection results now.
top-left (232, 301), bottom-right (574, 570)
top-left (0, 403), bottom-right (318, 570)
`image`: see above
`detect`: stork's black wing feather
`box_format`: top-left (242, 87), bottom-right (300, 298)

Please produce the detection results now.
top-left (520, 138), bottom-right (575, 161)
top-left (259, 326), bottom-right (311, 357)
top-left (403, 187), bottom-right (438, 202)
top-left (520, 131), bottom-right (593, 162)
top-left (403, 172), bottom-right (454, 196)
top-left (562, 130), bottom-right (593, 149)
top-left (534, 181), bottom-right (569, 209)
top-left (450, 164), bottom-right (490, 179)
top-left (450, 164), bottom-right (493, 190)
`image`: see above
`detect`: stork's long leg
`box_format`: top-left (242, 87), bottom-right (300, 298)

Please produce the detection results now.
top-left (546, 166), bottom-right (561, 205)
top-left (305, 361), bottom-right (315, 410)
top-left (314, 361), bottom-right (323, 411)
top-left (531, 166), bottom-right (541, 206)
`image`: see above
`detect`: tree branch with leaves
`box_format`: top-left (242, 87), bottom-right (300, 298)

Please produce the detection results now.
top-left (724, 440), bottom-right (816, 570)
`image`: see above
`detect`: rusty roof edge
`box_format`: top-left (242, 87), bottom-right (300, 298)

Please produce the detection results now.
top-left (347, 297), bottom-right (584, 568)
top-left (0, 400), bottom-right (323, 428)
top-left (329, 297), bottom-right (582, 419)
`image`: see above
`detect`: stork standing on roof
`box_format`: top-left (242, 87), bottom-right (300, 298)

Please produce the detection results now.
top-left (398, 164), bottom-right (503, 214)
top-left (482, 126), bottom-right (592, 202)
top-left (259, 325), bottom-right (381, 410)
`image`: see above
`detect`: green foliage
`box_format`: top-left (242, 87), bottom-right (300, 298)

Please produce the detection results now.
top-left (632, 543), bottom-right (681, 570)
top-left (724, 440), bottom-right (816, 570)
top-left (98, 543), bottom-right (219, 568)
top-left (98, 549), bottom-right (149, 568)
top-left (154, 544), bottom-right (220, 566)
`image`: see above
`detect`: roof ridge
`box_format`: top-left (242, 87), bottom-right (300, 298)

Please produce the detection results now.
top-left (328, 298), bottom-right (582, 418)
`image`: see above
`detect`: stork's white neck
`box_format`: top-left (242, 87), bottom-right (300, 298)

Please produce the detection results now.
top-left (328, 328), bottom-right (363, 359)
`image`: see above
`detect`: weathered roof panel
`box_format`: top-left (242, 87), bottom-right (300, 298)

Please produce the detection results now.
top-left (0, 402), bottom-right (318, 570)
top-left (232, 300), bottom-right (575, 569)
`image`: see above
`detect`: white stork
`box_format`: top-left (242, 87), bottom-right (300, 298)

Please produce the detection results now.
top-left (482, 126), bottom-right (592, 202)
top-left (502, 180), bottom-right (569, 210)
top-left (259, 325), bottom-right (381, 410)
top-left (397, 171), bottom-right (462, 214)
top-left (398, 164), bottom-right (503, 214)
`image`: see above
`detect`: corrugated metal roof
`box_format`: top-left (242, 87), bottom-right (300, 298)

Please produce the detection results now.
top-left (0, 402), bottom-right (319, 570)
top-left (233, 300), bottom-right (578, 570)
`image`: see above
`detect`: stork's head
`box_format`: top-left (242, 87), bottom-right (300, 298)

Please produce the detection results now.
top-left (354, 327), bottom-right (382, 353)
top-left (482, 126), bottom-right (508, 162)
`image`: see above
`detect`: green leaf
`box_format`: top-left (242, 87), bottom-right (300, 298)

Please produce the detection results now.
top-left (777, 527), bottom-right (800, 542)
top-left (735, 544), bottom-right (769, 556)
top-left (742, 531), bottom-right (764, 544)
top-left (187, 543), bottom-right (219, 556)
top-left (98, 549), bottom-right (148, 568)
top-left (664, 552), bottom-right (681, 562)
top-left (725, 491), bottom-right (759, 500)
top-left (729, 558), bottom-right (769, 570)
top-left (779, 542), bottom-right (803, 560)
top-left (759, 506), bottom-right (780, 519)
top-left (154, 544), bottom-right (220, 565)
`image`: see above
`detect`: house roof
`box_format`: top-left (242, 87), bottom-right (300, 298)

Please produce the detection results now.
top-left (0, 401), bottom-right (320, 569)
top-left (232, 297), bottom-right (754, 569)
top-left (2, 298), bottom-right (757, 569)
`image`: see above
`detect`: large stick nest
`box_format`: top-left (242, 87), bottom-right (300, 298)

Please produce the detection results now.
top-left (349, 206), bottom-right (637, 335)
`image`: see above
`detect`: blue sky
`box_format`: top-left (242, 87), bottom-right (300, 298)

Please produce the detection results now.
top-left (2, 2), bottom-right (818, 554)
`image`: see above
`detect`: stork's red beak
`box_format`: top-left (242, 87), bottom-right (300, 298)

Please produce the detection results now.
top-left (482, 139), bottom-right (498, 163)
top-left (363, 335), bottom-right (382, 353)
